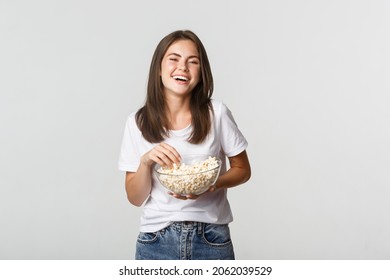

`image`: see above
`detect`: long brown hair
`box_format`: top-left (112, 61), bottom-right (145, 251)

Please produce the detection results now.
top-left (135, 30), bottom-right (214, 143)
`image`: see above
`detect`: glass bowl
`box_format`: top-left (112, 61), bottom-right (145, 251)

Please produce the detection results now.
top-left (154, 155), bottom-right (222, 196)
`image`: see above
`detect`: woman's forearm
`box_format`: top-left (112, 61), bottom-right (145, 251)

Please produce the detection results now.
top-left (215, 165), bottom-right (251, 189)
top-left (125, 163), bottom-right (153, 207)
top-left (215, 151), bottom-right (251, 190)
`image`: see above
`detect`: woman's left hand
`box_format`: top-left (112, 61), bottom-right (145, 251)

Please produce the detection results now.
top-left (168, 185), bottom-right (217, 200)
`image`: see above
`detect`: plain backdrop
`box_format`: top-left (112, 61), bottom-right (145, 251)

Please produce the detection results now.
top-left (0, 0), bottom-right (388, 259)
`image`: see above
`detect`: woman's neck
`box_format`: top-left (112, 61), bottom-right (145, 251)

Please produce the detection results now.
top-left (165, 96), bottom-right (192, 130)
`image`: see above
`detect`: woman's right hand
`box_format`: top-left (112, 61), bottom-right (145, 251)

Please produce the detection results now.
top-left (141, 142), bottom-right (181, 168)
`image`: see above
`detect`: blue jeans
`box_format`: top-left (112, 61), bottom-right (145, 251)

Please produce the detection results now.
top-left (135, 222), bottom-right (235, 260)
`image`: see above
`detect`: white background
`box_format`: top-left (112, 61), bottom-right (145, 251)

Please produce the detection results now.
top-left (0, 0), bottom-right (388, 259)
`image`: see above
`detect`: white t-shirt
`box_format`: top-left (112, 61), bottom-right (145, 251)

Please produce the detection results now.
top-left (118, 99), bottom-right (248, 232)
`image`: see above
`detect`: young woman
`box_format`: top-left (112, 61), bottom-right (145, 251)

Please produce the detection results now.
top-left (118, 30), bottom-right (251, 260)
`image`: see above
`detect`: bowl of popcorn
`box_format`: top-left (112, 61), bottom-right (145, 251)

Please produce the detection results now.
top-left (154, 155), bottom-right (222, 196)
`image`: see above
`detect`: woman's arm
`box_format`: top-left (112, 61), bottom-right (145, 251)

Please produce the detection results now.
top-left (125, 143), bottom-right (181, 206)
top-left (125, 165), bottom-right (152, 207)
top-left (213, 150), bottom-right (251, 190)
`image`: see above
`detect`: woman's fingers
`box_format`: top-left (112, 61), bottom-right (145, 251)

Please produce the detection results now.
top-left (153, 143), bottom-right (181, 167)
top-left (169, 189), bottom-right (217, 200)
top-left (168, 192), bottom-right (199, 200)
top-left (168, 192), bottom-right (187, 200)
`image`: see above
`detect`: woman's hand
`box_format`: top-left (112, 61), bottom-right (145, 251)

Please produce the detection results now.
top-left (168, 184), bottom-right (218, 200)
top-left (141, 142), bottom-right (181, 168)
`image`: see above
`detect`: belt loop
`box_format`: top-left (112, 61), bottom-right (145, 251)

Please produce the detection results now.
top-left (197, 222), bottom-right (203, 235)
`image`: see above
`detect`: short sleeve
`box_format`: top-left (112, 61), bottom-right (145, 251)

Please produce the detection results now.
top-left (218, 102), bottom-right (248, 157)
top-left (118, 114), bottom-right (141, 172)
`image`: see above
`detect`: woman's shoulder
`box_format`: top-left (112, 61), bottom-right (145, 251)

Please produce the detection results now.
top-left (211, 99), bottom-right (229, 115)
top-left (124, 110), bottom-right (139, 130)
top-left (127, 111), bottom-right (137, 120)
top-left (123, 111), bottom-right (137, 124)
top-left (211, 98), bottom-right (223, 107)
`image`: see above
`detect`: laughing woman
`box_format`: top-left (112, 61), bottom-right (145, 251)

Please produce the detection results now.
top-left (118, 30), bottom-right (251, 260)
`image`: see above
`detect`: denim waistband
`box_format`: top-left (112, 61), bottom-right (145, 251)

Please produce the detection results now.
top-left (170, 221), bottom-right (204, 234)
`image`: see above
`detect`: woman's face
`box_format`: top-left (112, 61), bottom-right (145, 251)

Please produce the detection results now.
top-left (160, 39), bottom-right (201, 97)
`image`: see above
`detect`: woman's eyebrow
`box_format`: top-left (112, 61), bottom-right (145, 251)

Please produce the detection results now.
top-left (167, 53), bottom-right (199, 59)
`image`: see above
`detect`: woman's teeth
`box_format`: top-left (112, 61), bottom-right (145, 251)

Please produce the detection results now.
top-left (173, 76), bottom-right (189, 81)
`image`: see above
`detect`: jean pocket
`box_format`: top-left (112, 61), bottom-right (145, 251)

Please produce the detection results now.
top-left (137, 231), bottom-right (159, 244)
top-left (202, 224), bottom-right (232, 247)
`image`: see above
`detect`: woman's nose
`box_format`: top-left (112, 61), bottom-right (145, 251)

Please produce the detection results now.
top-left (178, 63), bottom-right (188, 71)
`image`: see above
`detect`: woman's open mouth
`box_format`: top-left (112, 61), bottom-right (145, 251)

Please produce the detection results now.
top-left (172, 75), bottom-right (189, 82)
